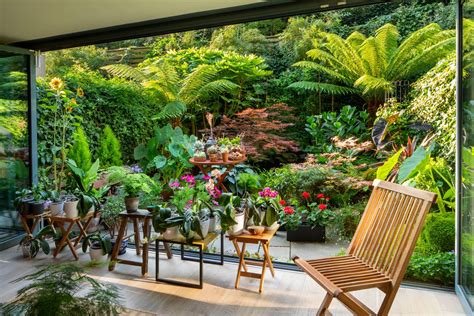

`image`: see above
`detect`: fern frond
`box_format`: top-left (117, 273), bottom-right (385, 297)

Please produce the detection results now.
top-left (152, 101), bottom-right (187, 121)
top-left (354, 75), bottom-right (393, 96)
top-left (358, 36), bottom-right (383, 76)
top-left (293, 60), bottom-right (353, 85)
top-left (101, 64), bottom-right (147, 82)
top-left (347, 31), bottom-right (367, 49)
top-left (288, 81), bottom-right (358, 95)
top-left (375, 23), bottom-right (399, 64)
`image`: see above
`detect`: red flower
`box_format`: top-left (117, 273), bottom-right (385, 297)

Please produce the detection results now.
top-left (279, 200), bottom-right (286, 206)
top-left (318, 204), bottom-right (327, 211)
top-left (302, 192), bottom-right (310, 199)
top-left (284, 206), bottom-right (295, 215)
top-left (326, 197), bottom-right (330, 201)
top-left (317, 193), bottom-right (325, 199)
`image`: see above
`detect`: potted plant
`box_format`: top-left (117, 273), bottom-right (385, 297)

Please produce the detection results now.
top-left (215, 193), bottom-right (243, 235)
top-left (14, 188), bottom-right (33, 216)
top-left (28, 186), bottom-right (47, 215)
top-left (102, 193), bottom-right (128, 255)
top-left (256, 187), bottom-right (282, 230)
top-left (82, 232), bottom-right (112, 262)
top-left (47, 190), bottom-right (64, 216)
top-left (220, 145), bottom-right (229, 162)
top-left (198, 208), bottom-right (210, 239)
top-left (194, 150), bottom-right (206, 162)
top-left (207, 145), bottom-right (219, 162)
top-left (19, 225), bottom-right (54, 259)
top-left (286, 192), bottom-right (335, 242)
top-left (63, 194), bottom-right (79, 218)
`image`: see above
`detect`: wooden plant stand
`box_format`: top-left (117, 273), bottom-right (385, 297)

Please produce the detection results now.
top-left (20, 211), bottom-right (52, 235)
top-left (189, 157), bottom-right (246, 192)
top-left (228, 225), bottom-right (279, 293)
top-left (49, 211), bottom-right (94, 260)
top-left (109, 210), bottom-right (172, 277)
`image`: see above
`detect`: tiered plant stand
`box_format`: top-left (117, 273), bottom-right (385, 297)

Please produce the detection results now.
top-left (49, 211), bottom-right (94, 260)
top-left (228, 224), bottom-right (279, 293)
top-left (155, 232), bottom-right (224, 289)
top-left (189, 157), bottom-right (246, 192)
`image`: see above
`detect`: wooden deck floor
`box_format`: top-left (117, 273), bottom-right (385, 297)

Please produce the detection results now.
top-left (0, 246), bottom-right (466, 315)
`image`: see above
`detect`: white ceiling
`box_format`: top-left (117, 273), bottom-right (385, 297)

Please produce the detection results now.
top-left (0, 0), bottom-right (265, 44)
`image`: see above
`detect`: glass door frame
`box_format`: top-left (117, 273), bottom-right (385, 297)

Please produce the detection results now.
top-left (0, 45), bottom-right (37, 249)
top-left (455, 0), bottom-right (473, 313)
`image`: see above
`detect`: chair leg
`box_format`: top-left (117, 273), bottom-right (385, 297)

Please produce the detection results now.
top-left (377, 286), bottom-right (398, 316)
top-left (316, 293), bottom-right (333, 316)
top-left (337, 292), bottom-right (375, 316)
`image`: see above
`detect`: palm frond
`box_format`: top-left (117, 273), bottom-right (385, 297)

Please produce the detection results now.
top-left (101, 64), bottom-right (147, 82)
top-left (288, 81), bottom-right (358, 95)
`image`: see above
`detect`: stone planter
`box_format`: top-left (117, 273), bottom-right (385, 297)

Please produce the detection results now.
top-left (49, 201), bottom-right (64, 216)
top-left (64, 199), bottom-right (79, 218)
top-left (286, 224), bottom-right (326, 242)
top-left (125, 197), bottom-right (139, 213)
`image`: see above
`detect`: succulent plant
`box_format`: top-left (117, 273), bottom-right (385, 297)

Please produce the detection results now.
top-left (207, 145), bottom-right (219, 155)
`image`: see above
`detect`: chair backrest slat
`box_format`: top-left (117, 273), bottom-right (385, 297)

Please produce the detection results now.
top-left (348, 180), bottom-right (436, 282)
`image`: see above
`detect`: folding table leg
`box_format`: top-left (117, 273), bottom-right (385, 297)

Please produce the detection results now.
top-left (232, 239), bottom-right (247, 272)
top-left (54, 221), bottom-right (74, 258)
top-left (235, 242), bottom-right (246, 289)
top-left (262, 242), bottom-right (275, 277)
top-left (259, 244), bottom-right (267, 293)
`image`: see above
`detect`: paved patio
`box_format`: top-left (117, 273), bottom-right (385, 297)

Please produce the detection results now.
top-left (0, 246), bottom-right (465, 316)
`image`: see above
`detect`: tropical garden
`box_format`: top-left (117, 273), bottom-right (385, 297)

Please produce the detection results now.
top-left (6, 0), bottom-right (466, 291)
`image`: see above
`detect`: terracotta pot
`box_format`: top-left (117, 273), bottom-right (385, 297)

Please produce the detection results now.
top-left (194, 156), bottom-right (206, 162)
top-left (209, 154), bottom-right (218, 162)
top-left (222, 152), bottom-right (229, 162)
top-left (125, 197), bottom-right (139, 213)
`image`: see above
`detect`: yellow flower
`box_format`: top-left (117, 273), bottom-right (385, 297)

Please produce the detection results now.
top-left (76, 88), bottom-right (84, 97)
top-left (49, 77), bottom-right (64, 91)
top-left (67, 106), bottom-right (73, 113)
top-left (70, 98), bottom-right (77, 105)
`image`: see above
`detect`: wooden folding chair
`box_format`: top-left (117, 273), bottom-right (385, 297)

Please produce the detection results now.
top-left (293, 179), bottom-right (437, 316)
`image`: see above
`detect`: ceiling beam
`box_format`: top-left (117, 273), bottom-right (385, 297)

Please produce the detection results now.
top-left (13, 0), bottom-right (394, 51)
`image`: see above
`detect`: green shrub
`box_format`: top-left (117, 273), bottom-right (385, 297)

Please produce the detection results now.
top-left (68, 127), bottom-right (92, 171)
top-left (406, 251), bottom-right (455, 286)
top-left (97, 125), bottom-right (122, 168)
top-left (417, 212), bottom-right (455, 255)
top-left (260, 165), bottom-right (298, 200)
top-left (329, 201), bottom-right (366, 241)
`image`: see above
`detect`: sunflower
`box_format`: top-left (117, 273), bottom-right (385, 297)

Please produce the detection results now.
top-left (76, 87), bottom-right (84, 97)
top-left (49, 77), bottom-right (64, 91)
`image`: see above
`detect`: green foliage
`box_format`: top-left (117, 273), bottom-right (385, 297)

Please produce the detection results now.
top-left (210, 25), bottom-right (270, 56)
top-left (330, 201), bottom-right (366, 241)
top-left (376, 149), bottom-right (403, 180)
top-left (45, 46), bottom-right (109, 77)
top-left (38, 70), bottom-right (157, 163)
top-left (82, 232), bottom-right (112, 255)
top-left (406, 251), bottom-right (455, 286)
top-left (69, 127), bottom-right (92, 171)
top-left (292, 23), bottom-right (455, 119)
top-left (409, 57), bottom-right (456, 160)
top-left (106, 166), bottom-right (154, 198)
top-left (1, 263), bottom-right (123, 316)
top-left (417, 212), bottom-right (455, 254)
top-left (97, 125), bottom-right (122, 168)
top-left (305, 105), bottom-right (369, 153)
top-left (19, 225), bottom-right (55, 258)
top-left (134, 124), bottom-right (196, 184)
top-left (101, 193), bottom-right (126, 238)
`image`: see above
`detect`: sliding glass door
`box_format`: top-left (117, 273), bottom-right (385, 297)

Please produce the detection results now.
top-left (457, 0), bottom-right (474, 312)
top-left (0, 46), bottom-right (36, 250)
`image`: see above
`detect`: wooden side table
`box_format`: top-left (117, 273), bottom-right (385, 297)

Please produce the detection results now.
top-left (49, 211), bottom-right (94, 260)
top-left (20, 211), bottom-right (52, 235)
top-left (109, 210), bottom-right (172, 276)
top-left (228, 225), bottom-right (279, 293)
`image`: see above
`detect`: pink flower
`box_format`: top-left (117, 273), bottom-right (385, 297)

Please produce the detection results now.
top-left (302, 192), bottom-right (310, 199)
top-left (187, 199), bottom-right (193, 205)
top-left (258, 187), bottom-right (279, 199)
top-left (318, 204), bottom-right (327, 211)
top-left (203, 174), bottom-right (211, 180)
top-left (170, 181), bottom-right (180, 189)
top-left (212, 200), bottom-right (219, 206)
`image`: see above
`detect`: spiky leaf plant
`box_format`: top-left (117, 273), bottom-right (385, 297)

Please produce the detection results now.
top-left (1, 263), bottom-right (123, 316)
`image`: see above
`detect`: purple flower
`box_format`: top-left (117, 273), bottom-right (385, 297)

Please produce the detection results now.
top-left (212, 200), bottom-right (219, 206)
top-left (130, 164), bottom-right (143, 173)
top-left (203, 174), bottom-right (211, 181)
top-left (170, 181), bottom-right (180, 189)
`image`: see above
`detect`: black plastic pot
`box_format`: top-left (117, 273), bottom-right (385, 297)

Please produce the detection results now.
top-left (286, 224), bottom-right (325, 242)
top-left (28, 201), bottom-right (45, 215)
top-left (17, 197), bottom-right (33, 215)
top-left (110, 239), bottom-right (128, 256)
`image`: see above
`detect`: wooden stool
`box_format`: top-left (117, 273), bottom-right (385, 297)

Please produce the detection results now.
top-left (109, 209), bottom-right (172, 276)
top-left (20, 211), bottom-right (52, 235)
top-left (49, 211), bottom-right (94, 260)
top-left (228, 225), bottom-right (279, 293)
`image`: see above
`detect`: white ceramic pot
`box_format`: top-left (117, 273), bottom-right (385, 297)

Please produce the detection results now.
top-left (228, 212), bottom-right (245, 236)
top-left (49, 201), bottom-right (64, 216)
top-left (199, 218), bottom-right (210, 239)
top-left (209, 216), bottom-right (220, 232)
top-left (64, 199), bottom-right (79, 218)
top-left (89, 246), bottom-right (107, 262)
